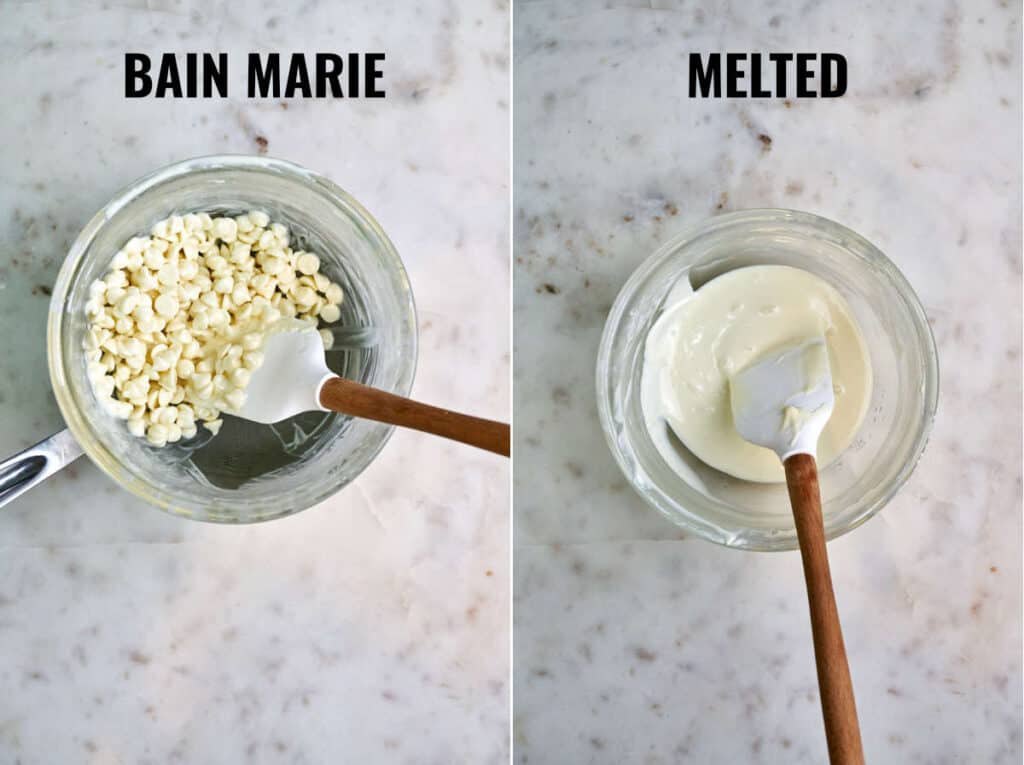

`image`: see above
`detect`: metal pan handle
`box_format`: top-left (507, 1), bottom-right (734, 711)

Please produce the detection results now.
top-left (0, 429), bottom-right (84, 509)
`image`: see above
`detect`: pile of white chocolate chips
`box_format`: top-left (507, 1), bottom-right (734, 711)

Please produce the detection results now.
top-left (84, 211), bottom-right (344, 447)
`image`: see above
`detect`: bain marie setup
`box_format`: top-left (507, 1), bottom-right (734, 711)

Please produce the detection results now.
top-left (2, 0), bottom-right (510, 757)
top-left (46, 155), bottom-right (419, 523)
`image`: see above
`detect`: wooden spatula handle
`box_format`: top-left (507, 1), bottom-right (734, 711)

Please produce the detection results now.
top-left (784, 453), bottom-right (864, 765)
top-left (319, 376), bottom-right (510, 457)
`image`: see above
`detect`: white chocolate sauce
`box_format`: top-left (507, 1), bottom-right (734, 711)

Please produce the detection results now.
top-left (641, 265), bottom-right (873, 483)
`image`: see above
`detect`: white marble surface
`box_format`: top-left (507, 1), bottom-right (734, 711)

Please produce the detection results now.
top-left (0, 1), bottom-right (509, 762)
top-left (514, 1), bottom-right (1021, 763)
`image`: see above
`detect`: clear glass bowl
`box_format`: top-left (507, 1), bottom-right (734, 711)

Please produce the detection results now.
top-left (596, 209), bottom-right (938, 551)
top-left (48, 155), bottom-right (417, 523)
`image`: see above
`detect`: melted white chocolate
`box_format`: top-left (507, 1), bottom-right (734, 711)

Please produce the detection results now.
top-left (641, 265), bottom-right (872, 483)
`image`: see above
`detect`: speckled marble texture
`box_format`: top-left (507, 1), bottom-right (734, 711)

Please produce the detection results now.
top-left (514, 1), bottom-right (1021, 763)
top-left (0, 1), bottom-right (509, 762)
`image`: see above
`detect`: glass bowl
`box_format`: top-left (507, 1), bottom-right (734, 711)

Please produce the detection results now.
top-left (596, 209), bottom-right (938, 551)
top-left (48, 155), bottom-right (417, 523)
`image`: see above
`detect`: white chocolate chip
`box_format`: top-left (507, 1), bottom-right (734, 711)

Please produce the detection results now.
top-left (324, 283), bottom-right (343, 305)
top-left (154, 294), bottom-right (179, 318)
top-left (292, 286), bottom-right (317, 306)
top-left (146, 423), bottom-right (169, 446)
top-left (296, 253), bottom-right (320, 275)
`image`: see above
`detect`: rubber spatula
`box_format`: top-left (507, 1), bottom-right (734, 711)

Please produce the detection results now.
top-left (237, 320), bottom-right (509, 456)
top-left (729, 338), bottom-right (863, 765)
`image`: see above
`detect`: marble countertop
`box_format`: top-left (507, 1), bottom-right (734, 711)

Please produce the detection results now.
top-left (0, 1), bottom-right (509, 762)
top-left (514, 1), bottom-right (1021, 763)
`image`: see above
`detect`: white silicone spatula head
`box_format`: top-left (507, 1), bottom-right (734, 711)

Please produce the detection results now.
top-left (729, 337), bottom-right (835, 461)
top-left (237, 319), bottom-right (332, 423)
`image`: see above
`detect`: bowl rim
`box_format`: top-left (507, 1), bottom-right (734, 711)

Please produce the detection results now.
top-left (47, 154), bottom-right (418, 522)
top-left (595, 207), bottom-right (940, 551)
